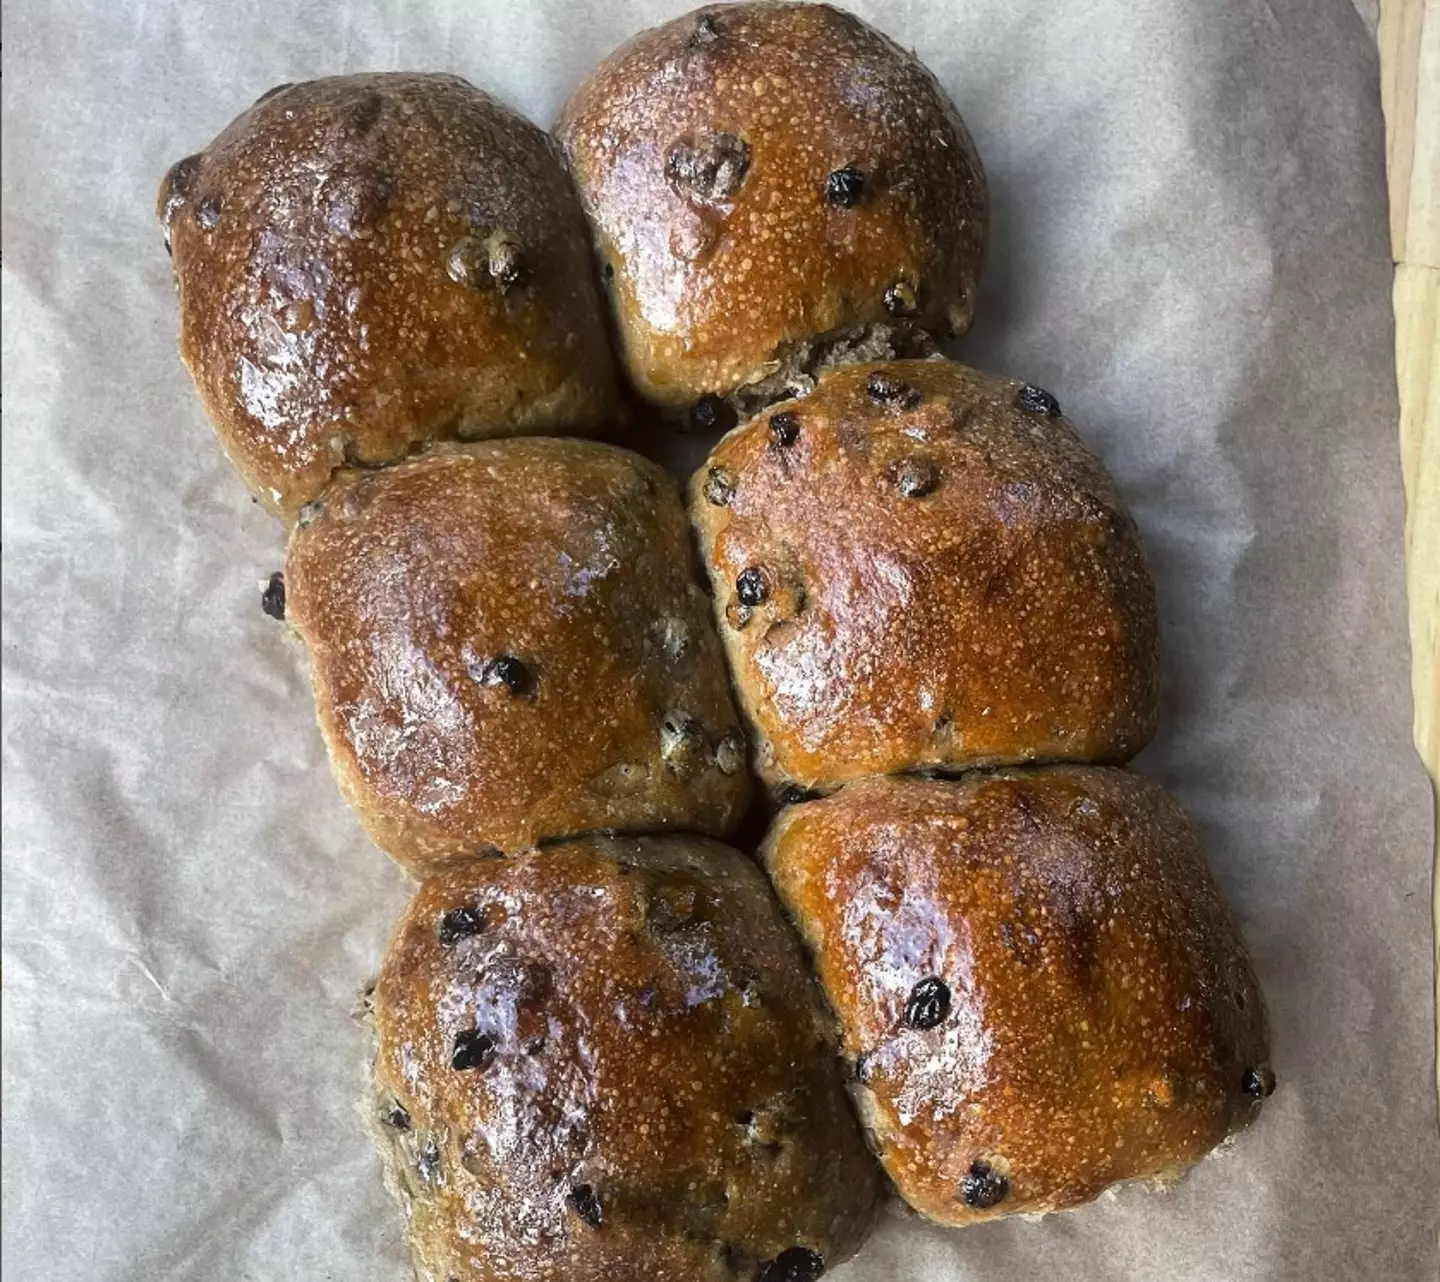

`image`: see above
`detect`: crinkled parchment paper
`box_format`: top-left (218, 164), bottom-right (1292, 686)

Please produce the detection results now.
top-left (3, 1), bottom-right (1436, 1277)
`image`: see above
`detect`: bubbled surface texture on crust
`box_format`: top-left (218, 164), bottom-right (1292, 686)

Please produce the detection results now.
top-left (760, 769), bottom-right (1272, 1226)
top-left (285, 441), bottom-right (751, 875)
top-left (689, 359), bottom-right (1160, 791)
top-left (158, 74), bottom-right (620, 518)
top-left (369, 835), bottom-right (882, 1282)
top-left (556, 2), bottom-right (987, 407)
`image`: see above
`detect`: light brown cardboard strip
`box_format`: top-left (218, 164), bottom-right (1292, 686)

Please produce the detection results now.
top-left (1378, 0), bottom-right (1440, 1103)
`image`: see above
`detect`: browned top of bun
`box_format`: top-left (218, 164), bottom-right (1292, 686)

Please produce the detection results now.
top-left (159, 73), bottom-right (619, 518)
top-left (761, 768), bottom-right (1272, 1225)
top-left (286, 440), bottom-right (751, 875)
top-left (689, 359), bottom-right (1159, 790)
top-left (556, 3), bottom-right (987, 407)
top-left (369, 834), bottom-right (882, 1281)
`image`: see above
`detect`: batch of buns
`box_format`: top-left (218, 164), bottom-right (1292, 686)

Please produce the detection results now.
top-left (158, 5), bottom-right (1274, 1279)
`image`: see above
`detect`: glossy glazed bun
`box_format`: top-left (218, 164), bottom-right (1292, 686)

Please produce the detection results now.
top-left (689, 359), bottom-right (1159, 792)
top-left (761, 769), bottom-right (1273, 1225)
top-left (557, 3), bottom-right (986, 413)
top-left (159, 74), bottom-right (619, 517)
top-left (369, 834), bottom-right (883, 1280)
top-left (286, 440), bottom-right (751, 875)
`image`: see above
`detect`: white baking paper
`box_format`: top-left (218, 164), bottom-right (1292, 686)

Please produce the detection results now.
top-left (2, 1), bottom-right (1436, 1278)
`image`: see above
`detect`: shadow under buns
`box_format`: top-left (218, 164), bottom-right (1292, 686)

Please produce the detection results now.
top-left (556, 2), bottom-right (987, 411)
top-left (285, 440), bottom-right (751, 876)
top-left (688, 359), bottom-right (1159, 792)
top-left (158, 73), bottom-right (620, 519)
top-left (368, 834), bottom-right (883, 1281)
top-left (760, 768), bottom-right (1273, 1226)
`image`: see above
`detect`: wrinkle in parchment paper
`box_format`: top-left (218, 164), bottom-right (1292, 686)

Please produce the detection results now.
top-left (2, 1), bottom-right (1435, 1279)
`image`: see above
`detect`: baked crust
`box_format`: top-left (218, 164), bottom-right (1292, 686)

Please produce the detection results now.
top-left (369, 834), bottom-right (883, 1280)
top-left (688, 359), bottom-right (1159, 791)
top-left (159, 73), bottom-right (620, 517)
top-left (557, 3), bottom-right (987, 408)
top-left (760, 768), bottom-right (1273, 1225)
top-left (286, 440), bottom-right (751, 875)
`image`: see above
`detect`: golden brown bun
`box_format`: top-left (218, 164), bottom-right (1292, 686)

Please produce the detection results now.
top-left (688, 359), bottom-right (1159, 791)
top-left (286, 440), bottom-right (751, 876)
top-left (368, 834), bottom-right (883, 1281)
top-left (556, 3), bottom-right (987, 409)
top-left (158, 74), bottom-right (620, 518)
top-left (760, 768), bottom-right (1273, 1226)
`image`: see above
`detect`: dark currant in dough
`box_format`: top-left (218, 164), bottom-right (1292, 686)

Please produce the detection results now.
top-left (1016, 384), bottom-right (1062, 418)
top-left (416, 1141), bottom-right (442, 1184)
top-left (568, 1183), bottom-right (605, 1227)
top-left (705, 466), bottom-right (737, 506)
top-left (776, 785), bottom-right (821, 806)
top-left (824, 165), bottom-right (865, 207)
top-left (488, 236), bottom-right (527, 291)
top-left (891, 457), bottom-right (939, 498)
top-left (960, 1160), bottom-right (1008, 1209)
top-left (905, 977), bottom-right (951, 1030)
top-left (883, 280), bottom-right (918, 316)
top-left (692, 394), bottom-right (738, 434)
top-left (736, 568), bottom-right (768, 607)
top-left (478, 655), bottom-right (531, 696)
top-left (769, 412), bottom-right (800, 447)
top-left (666, 132), bottom-right (751, 206)
top-left (1241, 1066), bottom-right (1276, 1099)
top-left (438, 906), bottom-right (484, 945)
top-left (688, 12), bottom-right (721, 45)
top-left (261, 570), bottom-right (286, 619)
top-left (451, 1029), bottom-right (496, 1071)
top-left (757, 1246), bottom-right (826, 1281)
top-left (866, 372), bottom-right (920, 410)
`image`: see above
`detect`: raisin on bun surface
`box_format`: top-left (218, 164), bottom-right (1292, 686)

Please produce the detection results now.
top-left (557, 3), bottom-right (987, 411)
top-left (159, 74), bottom-right (619, 517)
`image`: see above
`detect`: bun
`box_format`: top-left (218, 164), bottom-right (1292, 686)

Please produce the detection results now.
top-left (760, 768), bottom-right (1273, 1225)
top-left (158, 73), bottom-right (619, 518)
top-left (286, 440), bottom-right (751, 875)
top-left (688, 359), bottom-right (1159, 792)
top-left (368, 834), bottom-right (882, 1280)
top-left (556, 2), bottom-right (986, 411)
